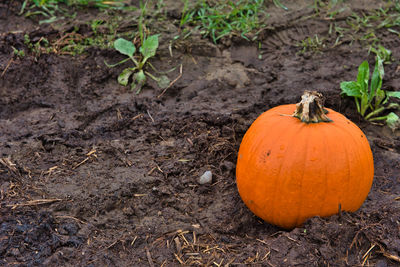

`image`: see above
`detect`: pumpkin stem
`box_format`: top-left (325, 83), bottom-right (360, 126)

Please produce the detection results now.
top-left (293, 91), bottom-right (332, 123)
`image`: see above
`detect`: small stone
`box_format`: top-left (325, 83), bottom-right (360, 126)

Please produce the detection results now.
top-left (199, 171), bottom-right (212, 184)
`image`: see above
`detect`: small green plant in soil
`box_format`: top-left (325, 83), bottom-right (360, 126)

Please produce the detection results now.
top-left (340, 55), bottom-right (400, 130)
top-left (180, 0), bottom-right (267, 43)
top-left (24, 34), bottom-right (53, 56)
top-left (105, 1), bottom-right (169, 93)
top-left (12, 47), bottom-right (25, 58)
top-left (297, 34), bottom-right (326, 54)
top-left (106, 35), bottom-right (169, 94)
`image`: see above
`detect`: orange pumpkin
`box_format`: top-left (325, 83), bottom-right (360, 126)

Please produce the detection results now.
top-left (236, 91), bottom-right (374, 229)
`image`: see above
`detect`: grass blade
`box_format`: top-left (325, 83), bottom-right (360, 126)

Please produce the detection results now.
top-left (273, 0), bottom-right (288, 10)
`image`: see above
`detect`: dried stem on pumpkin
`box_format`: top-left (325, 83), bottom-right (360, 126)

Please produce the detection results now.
top-left (293, 91), bottom-right (332, 123)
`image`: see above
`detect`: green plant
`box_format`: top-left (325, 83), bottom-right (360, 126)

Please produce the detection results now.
top-left (20, 0), bottom-right (70, 24)
top-left (273, 0), bottom-right (288, 10)
top-left (90, 19), bottom-right (104, 35)
top-left (12, 47), bottom-right (25, 58)
top-left (319, 4), bottom-right (400, 50)
top-left (180, 0), bottom-right (267, 43)
top-left (24, 34), bottom-right (53, 56)
top-left (19, 0), bottom-right (128, 24)
top-left (106, 35), bottom-right (169, 94)
top-left (180, 0), bottom-right (194, 28)
top-left (340, 56), bottom-right (400, 130)
top-left (104, 1), bottom-right (170, 93)
top-left (296, 34), bottom-right (326, 54)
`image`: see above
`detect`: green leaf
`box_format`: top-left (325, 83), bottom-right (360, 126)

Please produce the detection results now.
top-left (273, 0), bottom-right (288, 10)
top-left (132, 70), bottom-right (147, 94)
top-left (370, 56), bottom-right (384, 99)
top-left (356, 61), bottom-right (369, 93)
top-left (386, 112), bottom-right (399, 131)
top-left (118, 68), bottom-right (134, 86)
top-left (114, 38), bottom-right (136, 57)
top-left (386, 91), bottom-right (400, 99)
top-left (340, 81), bottom-right (362, 97)
top-left (140, 34), bottom-right (159, 61)
top-left (157, 75), bottom-right (170, 89)
top-left (39, 16), bottom-right (58, 25)
top-left (19, 0), bottom-right (28, 15)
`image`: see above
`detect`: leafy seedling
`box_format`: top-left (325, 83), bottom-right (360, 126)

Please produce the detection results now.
top-left (12, 46), bottom-right (25, 58)
top-left (340, 55), bottom-right (400, 130)
top-left (106, 35), bottom-right (169, 94)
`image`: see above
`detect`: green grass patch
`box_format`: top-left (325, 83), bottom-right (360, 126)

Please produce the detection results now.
top-left (294, 1), bottom-right (400, 55)
top-left (296, 34), bottom-right (326, 54)
top-left (22, 13), bottom-right (127, 56)
top-left (179, 0), bottom-right (268, 43)
top-left (326, 3), bottom-right (400, 49)
top-left (20, 0), bottom-right (131, 24)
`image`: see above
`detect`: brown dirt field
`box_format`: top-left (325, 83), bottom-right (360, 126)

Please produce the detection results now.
top-left (1, 0), bottom-right (400, 266)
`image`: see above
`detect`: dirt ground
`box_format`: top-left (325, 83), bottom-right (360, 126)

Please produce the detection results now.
top-left (1, 0), bottom-right (400, 266)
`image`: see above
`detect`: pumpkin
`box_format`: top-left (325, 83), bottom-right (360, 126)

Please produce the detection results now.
top-left (236, 91), bottom-right (374, 229)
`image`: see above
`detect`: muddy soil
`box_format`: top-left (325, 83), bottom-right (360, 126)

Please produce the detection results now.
top-left (1, 1), bottom-right (400, 266)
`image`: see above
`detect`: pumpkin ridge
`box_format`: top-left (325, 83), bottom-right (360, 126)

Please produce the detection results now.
top-left (339, 121), bottom-right (372, 208)
top-left (237, 107), bottom-right (297, 219)
top-left (262, 118), bottom-right (295, 227)
top-left (272, 122), bottom-right (305, 227)
top-left (319, 125), bottom-right (330, 217)
top-left (334, 123), bottom-right (350, 214)
top-left (330, 120), bottom-right (371, 212)
top-left (294, 125), bottom-right (311, 227)
top-left (339, 123), bottom-right (359, 210)
top-left (333, 122), bottom-right (362, 209)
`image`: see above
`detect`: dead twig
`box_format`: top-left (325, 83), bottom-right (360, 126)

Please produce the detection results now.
top-left (131, 113), bottom-right (143, 121)
top-left (174, 237), bottom-right (182, 255)
top-left (147, 110), bottom-right (155, 123)
top-left (381, 251), bottom-right (400, 262)
top-left (377, 243), bottom-right (400, 263)
top-left (0, 158), bottom-right (18, 173)
top-left (1, 57), bottom-right (13, 77)
top-left (105, 239), bottom-right (120, 250)
top-left (6, 198), bottom-right (63, 209)
top-left (55, 215), bottom-right (86, 224)
top-left (174, 253), bottom-right (184, 264)
top-left (361, 243), bottom-right (376, 266)
top-left (146, 247), bottom-right (155, 267)
top-left (73, 149), bottom-right (97, 169)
